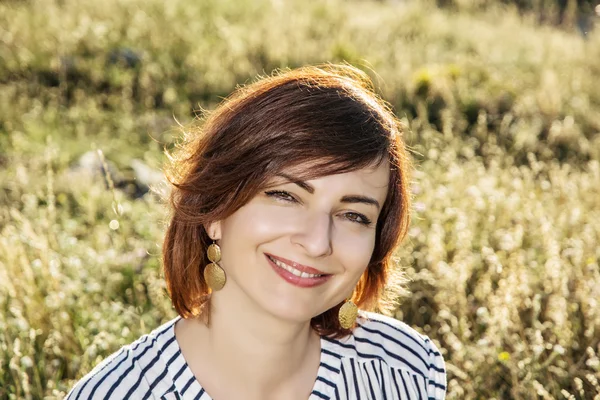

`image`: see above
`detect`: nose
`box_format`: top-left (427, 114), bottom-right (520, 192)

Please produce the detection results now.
top-left (290, 210), bottom-right (333, 258)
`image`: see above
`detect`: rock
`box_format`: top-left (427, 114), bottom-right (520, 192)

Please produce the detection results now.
top-left (68, 151), bottom-right (164, 199)
top-left (130, 159), bottom-right (165, 196)
top-left (107, 48), bottom-right (142, 69)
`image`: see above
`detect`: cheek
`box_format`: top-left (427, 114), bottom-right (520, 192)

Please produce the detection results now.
top-left (221, 203), bottom-right (301, 242)
top-left (334, 230), bottom-right (376, 273)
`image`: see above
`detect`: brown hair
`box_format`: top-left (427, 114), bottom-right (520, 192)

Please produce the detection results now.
top-left (163, 64), bottom-right (411, 337)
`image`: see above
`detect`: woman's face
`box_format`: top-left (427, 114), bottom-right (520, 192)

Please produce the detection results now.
top-left (208, 160), bottom-right (390, 324)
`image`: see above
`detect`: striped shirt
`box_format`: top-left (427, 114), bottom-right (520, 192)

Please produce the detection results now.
top-left (66, 311), bottom-right (446, 399)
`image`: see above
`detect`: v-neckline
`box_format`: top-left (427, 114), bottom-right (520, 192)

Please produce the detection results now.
top-left (166, 316), bottom-right (342, 399)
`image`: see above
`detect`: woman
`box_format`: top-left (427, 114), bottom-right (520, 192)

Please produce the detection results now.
top-left (67, 64), bottom-right (446, 399)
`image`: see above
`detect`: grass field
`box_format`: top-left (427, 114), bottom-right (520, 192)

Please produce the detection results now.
top-left (1, 0), bottom-right (599, 398)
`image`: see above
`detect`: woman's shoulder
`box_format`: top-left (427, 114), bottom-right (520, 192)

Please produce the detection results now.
top-left (358, 311), bottom-right (446, 395)
top-left (355, 311), bottom-right (443, 361)
top-left (324, 311), bottom-right (447, 398)
top-left (66, 316), bottom-right (181, 400)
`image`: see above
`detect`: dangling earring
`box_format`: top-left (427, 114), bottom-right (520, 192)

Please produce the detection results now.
top-left (204, 241), bottom-right (226, 291)
top-left (338, 296), bottom-right (358, 329)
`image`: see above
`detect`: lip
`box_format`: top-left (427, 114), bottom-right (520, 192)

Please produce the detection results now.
top-left (265, 254), bottom-right (332, 288)
top-left (265, 253), bottom-right (326, 275)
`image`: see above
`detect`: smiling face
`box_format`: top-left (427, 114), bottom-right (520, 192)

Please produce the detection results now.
top-left (207, 160), bottom-right (390, 323)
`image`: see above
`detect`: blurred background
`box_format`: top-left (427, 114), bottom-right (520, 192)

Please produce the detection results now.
top-left (1, 0), bottom-right (599, 398)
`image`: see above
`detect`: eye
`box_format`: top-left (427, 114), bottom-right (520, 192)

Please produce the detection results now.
top-left (343, 212), bottom-right (372, 226)
top-left (264, 190), bottom-right (298, 203)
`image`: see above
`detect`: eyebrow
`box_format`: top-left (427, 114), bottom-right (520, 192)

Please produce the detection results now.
top-left (275, 173), bottom-right (381, 210)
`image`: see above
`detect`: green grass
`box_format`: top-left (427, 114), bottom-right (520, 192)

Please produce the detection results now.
top-left (1, 0), bottom-right (599, 398)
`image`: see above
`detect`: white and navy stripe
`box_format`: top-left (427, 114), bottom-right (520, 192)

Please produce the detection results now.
top-left (67, 311), bottom-right (446, 399)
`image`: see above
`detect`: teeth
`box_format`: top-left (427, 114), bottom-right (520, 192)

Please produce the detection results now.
top-left (270, 257), bottom-right (322, 278)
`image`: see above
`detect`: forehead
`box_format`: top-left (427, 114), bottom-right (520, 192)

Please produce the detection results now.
top-left (276, 160), bottom-right (390, 197)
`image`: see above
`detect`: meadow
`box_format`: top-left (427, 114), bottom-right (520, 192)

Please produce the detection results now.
top-left (1, 0), bottom-right (599, 398)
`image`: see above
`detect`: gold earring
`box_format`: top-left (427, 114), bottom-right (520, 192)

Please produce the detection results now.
top-left (204, 241), bottom-right (226, 291)
top-left (338, 297), bottom-right (358, 329)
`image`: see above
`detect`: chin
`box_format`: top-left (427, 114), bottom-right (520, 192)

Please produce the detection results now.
top-left (263, 300), bottom-right (322, 325)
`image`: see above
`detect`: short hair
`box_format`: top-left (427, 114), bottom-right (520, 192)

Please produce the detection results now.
top-left (163, 64), bottom-right (411, 337)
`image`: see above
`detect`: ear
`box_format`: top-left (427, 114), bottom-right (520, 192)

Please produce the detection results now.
top-left (205, 220), bottom-right (222, 241)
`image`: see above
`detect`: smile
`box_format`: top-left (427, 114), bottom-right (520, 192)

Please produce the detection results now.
top-left (265, 254), bottom-right (331, 288)
top-left (268, 256), bottom-right (323, 278)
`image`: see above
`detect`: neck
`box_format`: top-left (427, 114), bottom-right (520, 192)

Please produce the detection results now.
top-left (193, 284), bottom-right (322, 397)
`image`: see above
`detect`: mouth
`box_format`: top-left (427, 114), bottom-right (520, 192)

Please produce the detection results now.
top-left (265, 254), bottom-right (329, 278)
